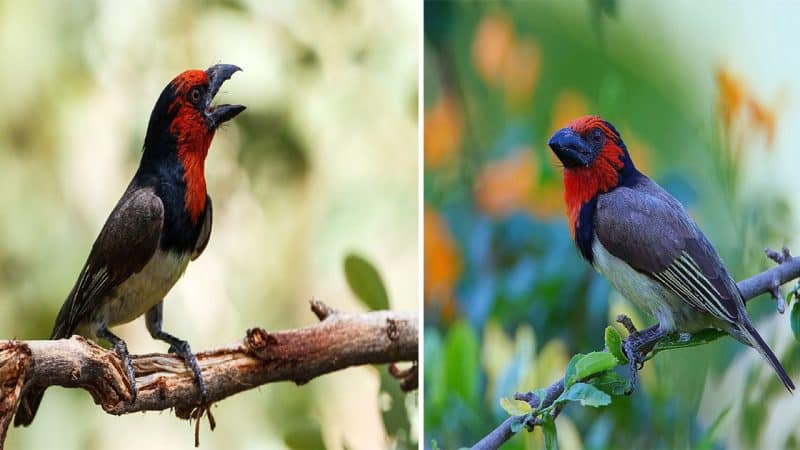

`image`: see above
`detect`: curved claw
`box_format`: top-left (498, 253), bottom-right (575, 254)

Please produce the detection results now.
top-left (620, 325), bottom-right (667, 395)
top-left (170, 340), bottom-right (208, 404)
top-left (112, 341), bottom-right (138, 402)
top-left (622, 339), bottom-right (640, 395)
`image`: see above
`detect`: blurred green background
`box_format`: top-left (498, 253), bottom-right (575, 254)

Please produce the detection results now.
top-left (424, 1), bottom-right (800, 449)
top-left (0, 0), bottom-right (418, 449)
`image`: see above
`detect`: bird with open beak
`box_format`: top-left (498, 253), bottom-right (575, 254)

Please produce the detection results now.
top-left (15, 64), bottom-right (246, 426)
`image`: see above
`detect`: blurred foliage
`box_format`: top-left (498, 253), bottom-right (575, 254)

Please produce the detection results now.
top-left (789, 282), bottom-right (800, 342)
top-left (0, 0), bottom-right (418, 449)
top-left (423, 1), bottom-right (799, 449)
top-left (344, 252), bottom-right (418, 449)
top-left (492, 328), bottom-right (750, 450)
top-left (345, 253), bottom-right (391, 311)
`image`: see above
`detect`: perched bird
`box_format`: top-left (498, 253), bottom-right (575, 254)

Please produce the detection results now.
top-left (547, 115), bottom-right (794, 392)
top-left (14, 64), bottom-right (246, 426)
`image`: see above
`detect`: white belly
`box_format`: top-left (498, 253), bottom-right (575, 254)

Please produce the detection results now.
top-left (94, 249), bottom-right (190, 330)
top-left (591, 237), bottom-right (708, 332)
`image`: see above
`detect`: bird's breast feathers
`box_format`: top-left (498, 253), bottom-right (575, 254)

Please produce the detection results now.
top-left (89, 249), bottom-right (191, 332)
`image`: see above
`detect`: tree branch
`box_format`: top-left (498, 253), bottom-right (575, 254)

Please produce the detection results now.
top-left (471, 252), bottom-right (800, 450)
top-left (0, 300), bottom-right (418, 447)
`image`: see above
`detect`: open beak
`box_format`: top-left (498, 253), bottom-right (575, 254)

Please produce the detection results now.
top-left (548, 127), bottom-right (594, 167)
top-left (204, 64), bottom-right (246, 129)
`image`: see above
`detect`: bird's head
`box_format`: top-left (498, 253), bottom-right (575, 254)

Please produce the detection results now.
top-left (141, 64), bottom-right (245, 223)
top-left (143, 63), bottom-right (245, 157)
top-left (547, 115), bottom-right (629, 169)
top-left (548, 115), bottom-right (639, 231)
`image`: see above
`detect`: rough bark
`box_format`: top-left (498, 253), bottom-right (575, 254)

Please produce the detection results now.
top-left (0, 300), bottom-right (418, 448)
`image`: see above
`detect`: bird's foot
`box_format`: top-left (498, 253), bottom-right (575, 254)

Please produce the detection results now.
top-left (169, 340), bottom-right (208, 405)
top-left (621, 337), bottom-right (645, 395)
top-left (765, 247), bottom-right (795, 313)
top-left (620, 324), bottom-right (667, 395)
top-left (98, 326), bottom-right (138, 402)
top-left (111, 339), bottom-right (138, 403)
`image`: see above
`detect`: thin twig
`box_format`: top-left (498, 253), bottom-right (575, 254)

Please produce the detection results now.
top-left (616, 314), bottom-right (638, 335)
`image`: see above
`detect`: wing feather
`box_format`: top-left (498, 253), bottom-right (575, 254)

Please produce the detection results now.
top-left (52, 186), bottom-right (164, 338)
top-left (595, 177), bottom-right (742, 324)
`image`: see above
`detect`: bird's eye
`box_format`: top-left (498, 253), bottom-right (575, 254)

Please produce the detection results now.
top-left (591, 128), bottom-right (603, 145)
top-left (187, 87), bottom-right (203, 104)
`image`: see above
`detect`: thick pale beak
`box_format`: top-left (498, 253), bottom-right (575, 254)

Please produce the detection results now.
top-left (204, 64), bottom-right (246, 129)
top-left (548, 127), bottom-right (594, 167)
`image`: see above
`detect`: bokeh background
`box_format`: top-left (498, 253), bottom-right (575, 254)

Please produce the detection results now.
top-left (0, 0), bottom-right (418, 449)
top-left (424, 1), bottom-right (800, 449)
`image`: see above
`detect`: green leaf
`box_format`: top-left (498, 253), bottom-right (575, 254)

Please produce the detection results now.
top-left (604, 326), bottom-right (627, 363)
top-left (444, 320), bottom-right (480, 402)
top-left (379, 369), bottom-right (411, 443)
top-left (559, 382), bottom-right (612, 407)
top-left (499, 396), bottom-right (532, 416)
top-left (344, 253), bottom-right (389, 310)
top-left (592, 370), bottom-right (630, 396)
top-left (424, 328), bottom-right (446, 413)
top-left (283, 421), bottom-right (325, 450)
top-left (563, 354), bottom-right (582, 388)
top-left (694, 406), bottom-right (731, 450)
top-left (541, 415), bottom-right (559, 450)
top-left (651, 329), bottom-right (726, 356)
top-left (430, 440), bottom-right (440, 450)
top-left (791, 300), bottom-right (800, 342)
top-left (510, 415), bottom-right (526, 434)
top-left (575, 351), bottom-right (618, 379)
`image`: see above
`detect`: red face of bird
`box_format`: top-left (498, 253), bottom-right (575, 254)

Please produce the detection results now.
top-left (144, 64), bottom-right (245, 154)
top-left (547, 115), bottom-right (636, 227)
top-left (547, 115), bottom-right (627, 169)
top-left (141, 64), bottom-right (245, 224)
top-left (166, 64), bottom-right (246, 142)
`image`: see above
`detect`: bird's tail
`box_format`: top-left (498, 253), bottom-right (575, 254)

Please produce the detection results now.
top-left (14, 387), bottom-right (45, 427)
top-left (15, 304), bottom-right (74, 427)
top-left (739, 320), bottom-right (795, 393)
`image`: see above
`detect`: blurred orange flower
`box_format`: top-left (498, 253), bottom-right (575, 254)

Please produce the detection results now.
top-left (424, 206), bottom-right (461, 321)
top-left (503, 38), bottom-right (541, 104)
top-left (717, 67), bottom-right (778, 149)
top-left (472, 12), bottom-right (542, 104)
top-left (747, 97), bottom-right (777, 147)
top-left (472, 12), bottom-right (515, 85)
top-left (425, 94), bottom-right (463, 169)
top-left (717, 69), bottom-right (744, 128)
top-left (474, 149), bottom-right (538, 218)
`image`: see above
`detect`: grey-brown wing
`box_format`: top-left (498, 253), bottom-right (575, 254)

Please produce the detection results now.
top-left (191, 195), bottom-right (212, 261)
top-left (51, 187), bottom-right (164, 338)
top-left (595, 179), bottom-right (741, 323)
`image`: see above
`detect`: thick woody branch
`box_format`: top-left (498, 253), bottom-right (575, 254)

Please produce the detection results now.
top-left (0, 300), bottom-right (417, 447)
top-left (471, 252), bottom-right (800, 450)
